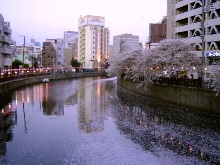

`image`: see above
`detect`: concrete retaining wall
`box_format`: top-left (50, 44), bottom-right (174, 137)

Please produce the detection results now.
top-left (117, 78), bottom-right (220, 115)
top-left (0, 72), bottom-right (106, 94)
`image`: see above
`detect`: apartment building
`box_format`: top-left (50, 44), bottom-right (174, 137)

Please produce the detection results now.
top-left (113, 34), bottom-right (139, 57)
top-left (78, 15), bottom-right (110, 70)
top-left (167, 0), bottom-right (220, 63)
top-left (41, 42), bottom-right (56, 68)
top-left (46, 38), bottom-right (64, 66)
top-left (0, 14), bottom-right (13, 71)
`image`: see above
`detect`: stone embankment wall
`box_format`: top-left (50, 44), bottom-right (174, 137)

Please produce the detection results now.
top-left (117, 78), bottom-right (220, 115)
top-left (0, 72), bottom-right (106, 94)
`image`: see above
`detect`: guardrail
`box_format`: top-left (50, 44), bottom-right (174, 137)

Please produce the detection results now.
top-left (128, 76), bottom-right (211, 89)
top-left (0, 73), bottom-right (51, 83)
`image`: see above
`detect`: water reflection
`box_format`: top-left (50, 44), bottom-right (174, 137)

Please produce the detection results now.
top-left (0, 94), bottom-right (17, 156)
top-left (112, 86), bottom-right (220, 164)
top-left (77, 78), bottom-right (107, 133)
top-left (0, 77), bottom-right (219, 164)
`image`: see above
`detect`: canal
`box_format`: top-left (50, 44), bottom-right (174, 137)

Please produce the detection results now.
top-left (0, 76), bottom-right (219, 164)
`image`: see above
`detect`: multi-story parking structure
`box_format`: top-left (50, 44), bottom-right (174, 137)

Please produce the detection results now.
top-left (167, 0), bottom-right (220, 79)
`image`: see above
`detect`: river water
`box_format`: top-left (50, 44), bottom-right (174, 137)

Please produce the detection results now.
top-left (0, 76), bottom-right (219, 165)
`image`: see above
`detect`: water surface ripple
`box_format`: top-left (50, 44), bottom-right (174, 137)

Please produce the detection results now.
top-left (0, 77), bottom-right (219, 165)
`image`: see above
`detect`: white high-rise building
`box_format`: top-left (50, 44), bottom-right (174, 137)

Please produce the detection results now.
top-left (167, 0), bottom-right (220, 63)
top-left (78, 15), bottom-right (110, 70)
top-left (0, 14), bottom-right (13, 71)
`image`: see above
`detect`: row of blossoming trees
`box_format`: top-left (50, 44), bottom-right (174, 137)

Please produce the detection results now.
top-left (107, 39), bottom-right (220, 96)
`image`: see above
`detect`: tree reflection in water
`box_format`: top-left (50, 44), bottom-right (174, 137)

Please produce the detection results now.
top-left (110, 86), bottom-right (220, 164)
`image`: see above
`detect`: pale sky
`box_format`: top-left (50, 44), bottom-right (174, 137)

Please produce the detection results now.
top-left (0, 0), bottom-right (167, 45)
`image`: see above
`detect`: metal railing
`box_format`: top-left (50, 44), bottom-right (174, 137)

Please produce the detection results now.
top-left (0, 72), bottom-right (51, 83)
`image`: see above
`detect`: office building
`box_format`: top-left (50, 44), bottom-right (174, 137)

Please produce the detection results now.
top-left (113, 34), bottom-right (139, 57)
top-left (63, 31), bottom-right (78, 66)
top-left (78, 15), bottom-right (110, 70)
top-left (64, 31), bottom-right (78, 48)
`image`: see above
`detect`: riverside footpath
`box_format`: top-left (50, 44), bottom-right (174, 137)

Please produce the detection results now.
top-left (0, 71), bottom-right (106, 94)
top-left (117, 78), bottom-right (220, 115)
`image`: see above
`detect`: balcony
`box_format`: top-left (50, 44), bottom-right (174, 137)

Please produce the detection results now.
top-left (3, 26), bottom-right (12, 35)
top-left (1, 47), bottom-right (13, 55)
top-left (1, 36), bottom-right (13, 44)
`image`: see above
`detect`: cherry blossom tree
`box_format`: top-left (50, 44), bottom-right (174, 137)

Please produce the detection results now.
top-left (206, 65), bottom-right (220, 96)
top-left (107, 47), bottom-right (142, 79)
top-left (107, 39), bottom-right (219, 96)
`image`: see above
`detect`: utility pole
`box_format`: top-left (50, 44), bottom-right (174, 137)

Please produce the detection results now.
top-left (22, 36), bottom-right (26, 68)
top-left (201, 0), bottom-right (205, 88)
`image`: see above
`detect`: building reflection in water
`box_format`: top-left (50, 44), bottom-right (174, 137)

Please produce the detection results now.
top-left (0, 80), bottom-right (74, 156)
top-left (77, 78), bottom-right (107, 133)
top-left (41, 82), bottom-right (64, 116)
top-left (0, 94), bottom-right (17, 156)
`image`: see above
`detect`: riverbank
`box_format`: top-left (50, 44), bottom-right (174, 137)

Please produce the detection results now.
top-left (117, 78), bottom-right (220, 115)
top-left (0, 72), bottom-right (106, 94)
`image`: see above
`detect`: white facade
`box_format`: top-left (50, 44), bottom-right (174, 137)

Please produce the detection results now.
top-left (167, 0), bottom-right (220, 59)
top-left (0, 14), bottom-right (13, 71)
top-left (78, 15), bottom-right (109, 70)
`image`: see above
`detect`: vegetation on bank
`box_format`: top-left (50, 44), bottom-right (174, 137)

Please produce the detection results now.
top-left (107, 39), bottom-right (220, 96)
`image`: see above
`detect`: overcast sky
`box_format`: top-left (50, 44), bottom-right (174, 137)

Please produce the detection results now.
top-left (0, 0), bottom-right (167, 45)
